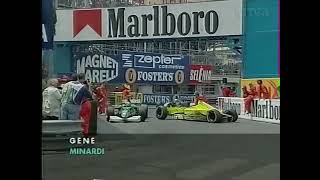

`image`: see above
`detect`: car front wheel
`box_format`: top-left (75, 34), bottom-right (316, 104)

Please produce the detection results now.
top-left (156, 106), bottom-right (168, 120)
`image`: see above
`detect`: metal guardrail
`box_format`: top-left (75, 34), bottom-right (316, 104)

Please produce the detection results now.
top-left (42, 100), bottom-right (98, 153)
top-left (42, 120), bottom-right (84, 152)
top-left (42, 120), bottom-right (83, 135)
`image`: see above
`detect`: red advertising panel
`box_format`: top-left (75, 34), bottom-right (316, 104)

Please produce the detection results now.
top-left (189, 65), bottom-right (213, 84)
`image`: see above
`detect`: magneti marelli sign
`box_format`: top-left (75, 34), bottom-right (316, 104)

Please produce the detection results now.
top-left (75, 53), bottom-right (119, 83)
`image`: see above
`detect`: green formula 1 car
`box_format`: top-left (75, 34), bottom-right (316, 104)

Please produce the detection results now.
top-left (156, 100), bottom-right (238, 123)
top-left (106, 102), bottom-right (148, 122)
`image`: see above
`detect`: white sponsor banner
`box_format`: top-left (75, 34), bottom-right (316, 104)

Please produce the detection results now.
top-left (55, 0), bottom-right (243, 41)
top-left (218, 97), bottom-right (245, 115)
top-left (218, 97), bottom-right (280, 124)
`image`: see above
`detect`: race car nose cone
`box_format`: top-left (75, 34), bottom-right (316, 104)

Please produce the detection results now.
top-left (121, 112), bottom-right (129, 118)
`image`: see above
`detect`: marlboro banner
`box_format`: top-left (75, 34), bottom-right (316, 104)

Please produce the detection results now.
top-left (218, 97), bottom-right (280, 124)
top-left (55, 0), bottom-right (242, 41)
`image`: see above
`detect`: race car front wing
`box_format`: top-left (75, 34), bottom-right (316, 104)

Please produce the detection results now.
top-left (109, 115), bottom-right (141, 122)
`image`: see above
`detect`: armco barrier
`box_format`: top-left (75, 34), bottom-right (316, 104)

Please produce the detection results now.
top-left (218, 97), bottom-right (280, 124)
top-left (42, 120), bottom-right (83, 152)
top-left (42, 101), bottom-right (98, 152)
top-left (42, 120), bottom-right (83, 135)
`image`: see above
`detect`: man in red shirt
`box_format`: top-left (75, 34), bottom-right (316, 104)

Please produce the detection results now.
top-left (256, 80), bottom-right (270, 99)
top-left (122, 84), bottom-right (132, 103)
top-left (221, 86), bottom-right (236, 97)
top-left (96, 83), bottom-right (108, 114)
top-left (194, 92), bottom-right (208, 105)
top-left (242, 86), bottom-right (249, 98)
top-left (244, 83), bottom-right (257, 114)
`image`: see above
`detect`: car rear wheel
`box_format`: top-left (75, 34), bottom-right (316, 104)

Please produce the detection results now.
top-left (106, 107), bottom-right (114, 122)
top-left (223, 109), bottom-right (238, 122)
top-left (156, 106), bottom-right (168, 120)
top-left (139, 105), bottom-right (148, 122)
top-left (207, 110), bottom-right (223, 123)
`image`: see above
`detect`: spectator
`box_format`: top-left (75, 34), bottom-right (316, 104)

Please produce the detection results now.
top-left (194, 91), bottom-right (208, 105)
top-left (256, 80), bottom-right (270, 99)
top-left (244, 83), bottom-right (257, 114)
top-left (249, 83), bottom-right (256, 94)
top-left (73, 73), bottom-right (93, 105)
top-left (230, 87), bottom-right (237, 97)
top-left (78, 76), bottom-right (94, 135)
top-left (122, 84), bottom-right (132, 103)
top-left (83, 79), bottom-right (90, 92)
top-left (242, 86), bottom-right (249, 98)
top-left (42, 79), bottom-right (62, 120)
top-left (96, 82), bottom-right (107, 114)
top-left (60, 74), bottom-right (87, 120)
top-left (221, 86), bottom-right (234, 97)
top-left (61, 74), bottom-right (92, 120)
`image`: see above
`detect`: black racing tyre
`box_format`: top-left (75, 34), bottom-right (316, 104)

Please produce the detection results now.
top-left (156, 106), bottom-right (168, 120)
top-left (207, 109), bottom-right (223, 123)
top-left (106, 107), bottom-right (114, 122)
top-left (139, 105), bottom-right (148, 122)
top-left (142, 104), bottom-right (148, 118)
top-left (223, 109), bottom-right (238, 122)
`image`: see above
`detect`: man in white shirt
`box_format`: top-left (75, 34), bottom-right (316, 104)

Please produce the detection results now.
top-left (42, 78), bottom-right (62, 120)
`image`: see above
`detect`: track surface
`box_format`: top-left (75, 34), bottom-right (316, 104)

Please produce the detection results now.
top-left (42, 108), bottom-right (280, 180)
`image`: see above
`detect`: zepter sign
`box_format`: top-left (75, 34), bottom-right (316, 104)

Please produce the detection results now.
top-left (55, 0), bottom-right (243, 41)
top-left (122, 53), bottom-right (188, 84)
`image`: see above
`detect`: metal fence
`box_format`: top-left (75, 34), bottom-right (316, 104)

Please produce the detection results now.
top-left (56, 0), bottom-right (227, 9)
top-left (71, 37), bottom-right (242, 76)
top-left (56, 0), bottom-right (144, 9)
